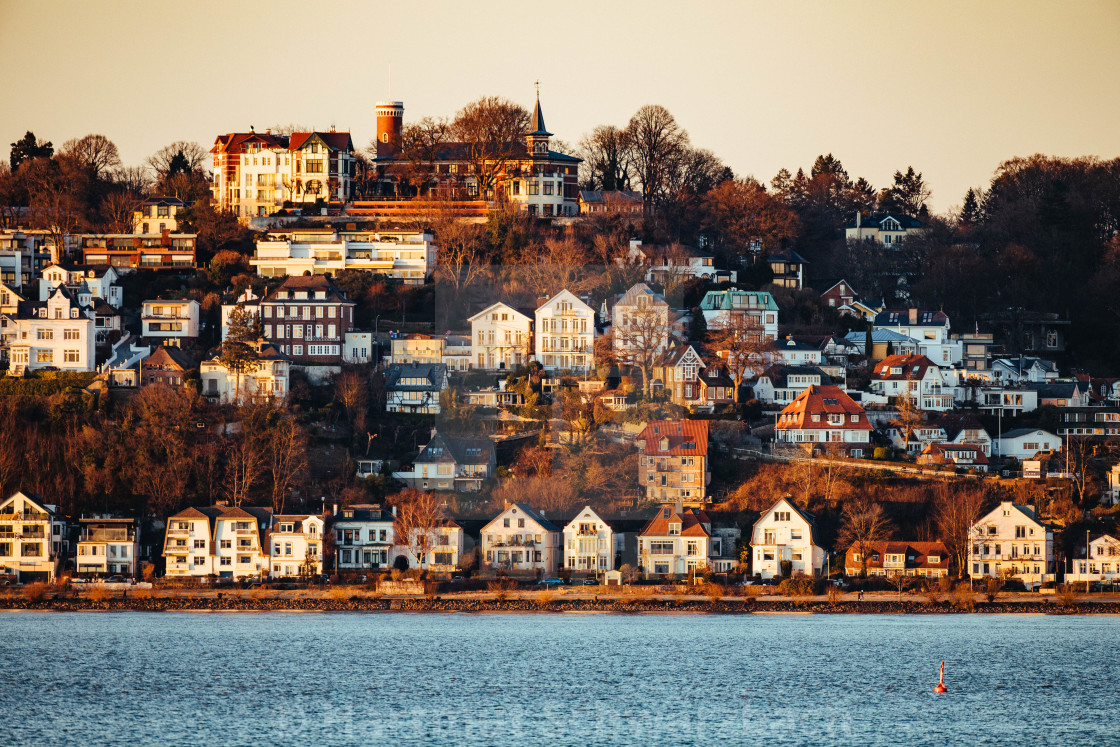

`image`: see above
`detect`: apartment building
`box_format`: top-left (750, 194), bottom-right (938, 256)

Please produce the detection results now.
top-left (163, 505), bottom-right (272, 580)
top-left (637, 505), bottom-right (716, 577)
top-left (141, 298), bottom-right (200, 343)
top-left (268, 514), bottom-right (325, 579)
top-left (76, 518), bottom-right (140, 578)
top-left (0, 492), bottom-right (68, 582)
top-left (562, 506), bottom-right (622, 574)
top-left (259, 275), bottom-right (360, 367)
top-left (6, 285), bottom-right (96, 375)
top-left (479, 503), bottom-right (561, 574)
top-left (535, 289), bottom-right (595, 373)
top-left (469, 302), bottom-right (532, 370)
top-left (749, 496), bottom-right (825, 579)
top-left (968, 501), bottom-right (1054, 590)
top-left (635, 419), bottom-right (711, 503)
top-left (252, 228), bottom-right (435, 285)
top-left (332, 504), bottom-right (397, 573)
top-left (200, 341), bottom-right (289, 404)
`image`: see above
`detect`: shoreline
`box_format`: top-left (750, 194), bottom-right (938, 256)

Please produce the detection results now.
top-left (2, 594), bottom-right (1116, 615)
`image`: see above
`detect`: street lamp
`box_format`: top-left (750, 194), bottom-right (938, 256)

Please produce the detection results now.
top-left (1087, 528), bottom-right (1091, 595)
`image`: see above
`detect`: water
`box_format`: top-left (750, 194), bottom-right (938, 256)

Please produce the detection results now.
top-left (0, 612), bottom-right (1114, 746)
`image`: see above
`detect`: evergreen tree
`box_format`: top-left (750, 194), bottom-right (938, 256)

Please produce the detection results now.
top-left (220, 305), bottom-right (264, 401)
top-left (9, 131), bottom-right (53, 170)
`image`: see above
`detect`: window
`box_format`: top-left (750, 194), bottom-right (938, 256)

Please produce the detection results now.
top-left (774, 511), bottom-right (791, 522)
top-left (220, 557), bottom-right (231, 566)
top-left (64, 350), bottom-right (80, 363)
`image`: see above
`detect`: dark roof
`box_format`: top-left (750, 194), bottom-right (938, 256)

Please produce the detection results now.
top-left (579, 189), bottom-right (642, 204)
top-left (385, 363), bottom-right (447, 392)
top-left (1027, 381), bottom-right (1083, 399)
top-left (529, 91), bottom-right (551, 137)
top-left (1000, 427), bottom-right (1057, 440)
top-left (756, 364), bottom-right (831, 388)
top-left (264, 274), bottom-right (351, 304)
top-left (874, 309), bottom-right (949, 327)
top-left (844, 212), bottom-right (924, 230)
top-left (147, 345), bottom-right (197, 370)
top-left (416, 430), bottom-right (495, 466)
top-left (288, 131), bottom-right (354, 153)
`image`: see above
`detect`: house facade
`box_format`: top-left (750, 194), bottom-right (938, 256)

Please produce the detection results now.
top-left (332, 504), bottom-right (397, 573)
top-left (637, 505), bottom-right (715, 577)
top-left (968, 501), bottom-right (1054, 590)
top-left (535, 289), bottom-right (595, 373)
top-left (996, 428), bottom-right (1060, 461)
top-left (562, 506), bottom-right (622, 574)
top-left (132, 196), bottom-right (186, 235)
top-left (163, 506), bottom-right (272, 580)
top-left (6, 285), bottom-right (96, 375)
top-left (750, 496), bottom-right (825, 579)
top-left (76, 518), bottom-right (140, 578)
top-left (141, 298), bottom-right (200, 342)
top-left (699, 290), bottom-right (779, 341)
top-left (391, 431), bottom-right (496, 492)
top-left (844, 212), bottom-right (925, 246)
top-left (469, 302), bottom-right (532, 370)
top-left (141, 345), bottom-right (196, 388)
top-left (1067, 535), bottom-right (1120, 585)
top-left (612, 282), bottom-right (674, 360)
top-left (479, 503), bottom-right (561, 574)
top-left (200, 341), bottom-right (289, 404)
top-left (635, 419), bottom-right (711, 503)
top-left (844, 541), bottom-right (950, 578)
top-left (774, 385), bottom-right (872, 456)
top-left (0, 492), bottom-right (68, 582)
top-left (78, 233), bottom-right (197, 271)
top-left (259, 275), bottom-right (359, 368)
top-left (268, 514), bottom-right (325, 579)
top-left (251, 228), bottom-right (436, 285)
top-left (385, 362), bottom-right (447, 415)
top-left (873, 308), bottom-right (954, 365)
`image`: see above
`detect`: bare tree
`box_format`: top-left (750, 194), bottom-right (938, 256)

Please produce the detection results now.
top-left (626, 104), bottom-right (689, 218)
top-left (1065, 436), bottom-right (1098, 505)
top-left (100, 190), bottom-right (141, 233)
top-left (578, 124), bottom-right (632, 191)
top-left (450, 96), bottom-right (530, 200)
top-left (836, 498), bottom-right (894, 578)
top-left (269, 417), bottom-right (308, 515)
top-left (225, 408), bottom-right (269, 507)
top-left (334, 369), bottom-right (369, 434)
top-left (706, 314), bottom-right (773, 403)
top-left (934, 483), bottom-right (986, 577)
top-left (889, 571), bottom-right (912, 601)
top-left (392, 489), bottom-right (447, 573)
top-left (614, 304), bottom-right (673, 396)
top-left (61, 134), bottom-right (122, 181)
top-left (889, 374), bottom-right (925, 453)
top-left (385, 116), bottom-right (451, 196)
top-left (146, 141), bottom-right (209, 181)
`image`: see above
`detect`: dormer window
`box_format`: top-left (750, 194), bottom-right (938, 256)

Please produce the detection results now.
top-left (71, 309), bottom-right (78, 318)
top-left (668, 522), bottom-right (680, 536)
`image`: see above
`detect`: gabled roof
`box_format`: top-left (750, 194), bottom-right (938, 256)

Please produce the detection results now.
top-left (415, 430), bottom-right (494, 466)
top-left (146, 345), bottom-right (198, 371)
top-left (932, 413), bottom-right (989, 442)
top-left (1026, 381), bottom-right (1084, 399)
top-left (579, 190), bottom-right (642, 204)
top-left (636, 420), bottom-right (709, 456)
top-left (845, 329), bottom-right (916, 345)
top-left (919, 443), bottom-right (989, 465)
top-left (755, 364), bottom-right (831, 388)
top-left (776, 337), bottom-right (820, 353)
top-left (614, 282), bottom-right (669, 310)
top-left (288, 131), bottom-right (355, 153)
top-left (844, 212), bottom-right (924, 230)
top-left (872, 354), bottom-right (940, 380)
top-left (639, 506), bottom-right (711, 538)
top-left (846, 541), bottom-right (950, 571)
top-left (562, 506), bottom-right (617, 533)
top-left (776, 385), bottom-right (872, 430)
top-left (999, 427), bottom-right (1058, 441)
top-left (751, 496), bottom-right (816, 544)
top-left (467, 301), bottom-right (533, 323)
top-left (385, 363), bottom-right (446, 392)
top-left (264, 274), bottom-right (351, 304)
top-left (483, 503), bottom-right (559, 533)
top-left (873, 309), bottom-right (949, 327)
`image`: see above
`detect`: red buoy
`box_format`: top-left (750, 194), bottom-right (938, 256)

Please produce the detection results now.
top-left (934, 661), bottom-right (947, 693)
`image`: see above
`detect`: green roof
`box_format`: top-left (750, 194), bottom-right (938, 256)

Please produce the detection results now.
top-left (699, 290), bottom-right (779, 312)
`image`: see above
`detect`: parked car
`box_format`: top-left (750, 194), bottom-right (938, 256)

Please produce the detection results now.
top-left (580, 578), bottom-right (599, 586)
top-left (538, 578), bottom-right (565, 588)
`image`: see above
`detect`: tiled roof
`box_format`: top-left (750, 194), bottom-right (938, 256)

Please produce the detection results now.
top-left (639, 507), bottom-right (711, 538)
top-left (919, 443), bottom-right (990, 465)
top-left (845, 541), bottom-right (950, 571)
top-left (636, 420), bottom-right (709, 456)
top-left (776, 385), bottom-right (872, 430)
top-left (872, 354), bottom-right (939, 380)
top-left (288, 131), bottom-right (354, 153)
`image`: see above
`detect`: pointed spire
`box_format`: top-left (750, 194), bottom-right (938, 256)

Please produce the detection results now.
top-left (529, 81), bottom-right (551, 136)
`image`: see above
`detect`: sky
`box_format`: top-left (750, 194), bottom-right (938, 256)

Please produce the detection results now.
top-left (2, 0), bottom-right (1118, 213)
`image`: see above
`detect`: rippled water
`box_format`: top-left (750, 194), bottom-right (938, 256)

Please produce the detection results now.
top-left (0, 612), bottom-right (1115, 746)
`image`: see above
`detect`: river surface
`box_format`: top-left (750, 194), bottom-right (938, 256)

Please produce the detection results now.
top-left (0, 612), bottom-right (1114, 746)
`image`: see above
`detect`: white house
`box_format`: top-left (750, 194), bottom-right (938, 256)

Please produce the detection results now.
top-left (469, 302), bottom-right (533, 370)
top-left (752, 365), bottom-right (831, 405)
top-left (873, 308), bottom-right (956, 365)
top-left (7, 285), bottom-right (96, 375)
top-left (39, 264), bottom-right (123, 309)
top-left (251, 228), bottom-right (436, 285)
top-left (141, 298), bottom-right (200, 343)
top-left (750, 496), bottom-right (826, 579)
top-left (844, 212), bottom-right (925, 246)
top-left (772, 337), bottom-right (824, 366)
top-left (402, 522), bottom-right (466, 573)
top-left (968, 501), bottom-right (1054, 590)
top-left (562, 506), bottom-right (622, 574)
top-left (870, 354), bottom-right (954, 411)
top-left (612, 282), bottom-right (675, 361)
top-left (992, 357), bottom-right (1059, 384)
top-left (535, 289), bottom-right (595, 373)
top-left (76, 518), bottom-right (140, 578)
top-left (774, 385), bottom-right (873, 457)
top-left (0, 492), bottom-right (68, 582)
top-left (996, 428), bottom-right (1060, 461)
top-left (268, 514), bottom-right (325, 579)
top-left (699, 289), bottom-right (779, 341)
top-left (163, 505), bottom-right (272, 580)
top-left (479, 503), bottom-right (561, 574)
top-left (332, 503), bottom-right (397, 573)
top-left (1067, 534), bottom-right (1120, 585)
top-left (132, 196), bottom-right (187, 235)
top-left (200, 341), bottom-right (289, 404)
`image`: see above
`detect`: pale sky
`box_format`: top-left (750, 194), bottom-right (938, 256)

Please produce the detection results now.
top-left (2, 0), bottom-right (1117, 213)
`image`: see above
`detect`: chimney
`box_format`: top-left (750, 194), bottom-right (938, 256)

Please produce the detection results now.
top-left (391, 505), bottom-right (397, 517)
top-left (856, 212), bottom-right (861, 229)
top-left (332, 502), bottom-right (338, 517)
top-left (909, 308), bottom-right (918, 325)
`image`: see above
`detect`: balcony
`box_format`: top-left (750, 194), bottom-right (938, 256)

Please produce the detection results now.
top-left (0, 511), bottom-right (48, 522)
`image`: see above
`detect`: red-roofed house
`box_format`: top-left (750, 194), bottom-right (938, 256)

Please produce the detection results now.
top-left (774, 385), bottom-right (872, 457)
top-left (638, 504), bottom-right (719, 576)
top-left (916, 443), bottom-right (990, 472)
top-left (871, 354), bottom-right (953, 411)
top-left (844, 541), bottom-right (950, 578)
top-left (635, 420), bottom-right (711, 503)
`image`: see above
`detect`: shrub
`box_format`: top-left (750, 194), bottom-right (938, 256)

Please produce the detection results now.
top-left (23, 583), bottom-right (50, 602)
top-left (984, 577), bottom-right (1003, 603)
top-left (131, 587), bottom-right (154, 600)
top-left (705, 583), bottom-right (725, 603)
top-left (535, 590), bottom-right (555, 608)
top-left (744, 584), bottom-right (769, 598)
top-left (827, 586), bottom-right (842, 606)
top-left (779, 578), bottom-right (821, 597)
top-left (87, 586), bottom-right (111, 602)
top-left (951, 582), bottom-right (975, 611)
top-left (1055, 584), bottom-right (1078, 608)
